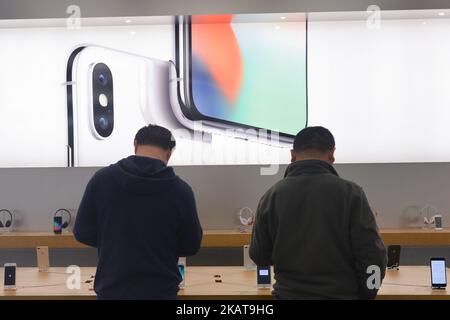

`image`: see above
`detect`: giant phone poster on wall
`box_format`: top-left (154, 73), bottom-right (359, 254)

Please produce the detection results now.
top-left (3, 11), bottom-right (450, 168)
top-left (0, 13), bottom-right (307, 167)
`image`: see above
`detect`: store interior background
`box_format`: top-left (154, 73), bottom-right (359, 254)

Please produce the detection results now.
top-left (1, 0), bottom-right (450, 267)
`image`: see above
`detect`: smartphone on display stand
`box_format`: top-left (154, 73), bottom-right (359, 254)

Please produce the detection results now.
top-left (36, 246), bottom-right (50, 272)
top-left (3, 263), bottom-right (17, 291)
top-left (257, 266), bottom-right (271, 289)
top-left (435, 215), bottom-right (443, 231)
top-left (53, 216), bottom-right (62, 234)
top-left (430, 258), bottom-right (447, 289)
top-left (387, 245), bottom-right (401, 270)
top-left (178, 257), bottom-right (186, 289)
top-left (174, 14), bottom-right (308, 143)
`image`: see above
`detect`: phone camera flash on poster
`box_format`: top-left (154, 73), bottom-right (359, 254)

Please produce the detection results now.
top-left (99, 94), bottom-right (108, 107)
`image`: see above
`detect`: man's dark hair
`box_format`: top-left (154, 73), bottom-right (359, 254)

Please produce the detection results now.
top-left (293, 126), bottom-right (335, 153)
top-left (134, 124), bottom-right (176, 150)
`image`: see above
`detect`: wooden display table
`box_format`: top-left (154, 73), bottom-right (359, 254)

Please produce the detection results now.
top-left (0, 266), bottom-right (448, 300)
top-left (1, 229), bottom-right (450, 249)
top-left (381, 228), bottom-right (450, 246)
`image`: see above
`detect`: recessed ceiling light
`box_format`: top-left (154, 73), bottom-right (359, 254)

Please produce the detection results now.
top-left (280, 16), bottom-right (287, 20)
top-left (438, 12), bottom-right (445, 16)
top-left (125, 19), bottom-right (132, 23)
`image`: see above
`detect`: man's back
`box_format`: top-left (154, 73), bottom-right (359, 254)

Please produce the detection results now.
top-left (250, 160), bottom-right (387, 299)
top-left (74, 155), bottom-right (202, 299)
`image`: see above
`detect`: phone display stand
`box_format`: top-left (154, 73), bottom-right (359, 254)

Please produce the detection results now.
top-left (421, 205), bottom-right (438, 230)
top-left (62, 226), bottom-right (72, 234)
top-left (243, 245), bottom-right (257, 271)
top-left (387, 264), bottom-right (400, 271)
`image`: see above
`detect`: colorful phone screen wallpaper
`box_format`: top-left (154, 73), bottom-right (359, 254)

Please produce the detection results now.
top-left (178, 265), bottom-right (185, 278)
top-left (53, 218), bottom-right (62, 232)
top-left (191, 14), bottom-right (307, 135)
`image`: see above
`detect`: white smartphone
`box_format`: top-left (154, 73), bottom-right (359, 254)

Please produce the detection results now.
top-left (243, 245), bottom-right (256, 270)
top-left (0, 18), bottom-right (174, 168)
top-left (66, 45), bottom-right (189, 167)
top-left (431, 258), bottom-right (447, 289)
top-left (3, 263), bottom-right (17, 291)
top-left (257, 266), bottom-right (271, 289)
top-left (36, 246), bottom-right (50, 272)
top-left (178, 257), bottom-right (186, 289)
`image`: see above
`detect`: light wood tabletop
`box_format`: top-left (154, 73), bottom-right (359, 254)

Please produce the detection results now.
top-left (1, 228), bottom-right (450, 249)
top-left (0, 266), bottom-right (448, 300)
top-left (0, 232), bottom-right (88, 249)
top-left (377, 266), bottom-right (449, 300)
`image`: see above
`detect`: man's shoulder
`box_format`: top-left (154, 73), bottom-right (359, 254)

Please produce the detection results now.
top-left (91, 165), bottom-right (115, 180)
top-left (172, 176), bottom-right (194, 195)
top-left (334, 176), bottom-right (363, 192)
top-left (86, 165), bottom-right (117, 188)
top-left (276, 173), bottom-right (363, 194)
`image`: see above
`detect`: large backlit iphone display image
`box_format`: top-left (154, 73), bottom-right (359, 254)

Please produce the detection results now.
top-left (0, 13), bottom-right (306, 168)
top-left (175, 13), bottom-right (308, 140)
top-left (0, 17), bottom-right (174, 168)
top-left (66, 45), bottom-right (185, 167)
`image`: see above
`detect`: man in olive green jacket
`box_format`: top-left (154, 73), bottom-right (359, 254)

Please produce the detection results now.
top-left (250, 126), bottom-right (387, 299)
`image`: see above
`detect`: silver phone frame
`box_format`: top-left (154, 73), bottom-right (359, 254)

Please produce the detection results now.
top-left (171, 15), bottom-right (299, 146)
top-left (430, 258), bottom-right (447, 289)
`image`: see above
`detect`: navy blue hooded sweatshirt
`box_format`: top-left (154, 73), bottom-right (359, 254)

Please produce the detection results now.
top-left (73, 155), bottom-right (203, 300)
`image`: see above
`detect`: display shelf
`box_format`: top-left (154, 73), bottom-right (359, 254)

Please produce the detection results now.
top-left (1, 228), bottom-right (450, 249)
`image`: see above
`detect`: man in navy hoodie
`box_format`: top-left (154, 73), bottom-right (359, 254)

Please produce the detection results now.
top-left (73, 124), bottom-right (203, 300)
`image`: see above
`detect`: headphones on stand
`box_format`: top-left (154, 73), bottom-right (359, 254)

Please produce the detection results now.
top-left (238, 207), bottom-right (254, 227)
top-left (0, 209), bottom-right (13, 232)
top-left (54, 208), bottom-right (72, 230)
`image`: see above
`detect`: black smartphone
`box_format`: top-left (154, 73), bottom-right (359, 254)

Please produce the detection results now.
top-left (53, 216), bottom-right (62, 234)
top-left (257, 266), bottom-right (271, 289)
top-left (4, 263), bottom-right (17, 290)
top-left (430, 258), bottom-right (447, 289)
top-left (387, 245), bottom-right (401, 269)
top-left (174, 14), bottom-right (308, 142)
